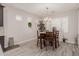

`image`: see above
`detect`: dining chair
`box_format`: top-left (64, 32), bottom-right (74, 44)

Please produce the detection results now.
top-left (45, 32), bottom-right (55, 50)
top-left (55, 31), bottom-right (59, 48)
top-left (40, 32), bottom-right (46, 49)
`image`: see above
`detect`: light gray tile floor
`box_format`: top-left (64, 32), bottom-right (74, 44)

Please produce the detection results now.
top-left (4, 40), bottom-right (79, 56)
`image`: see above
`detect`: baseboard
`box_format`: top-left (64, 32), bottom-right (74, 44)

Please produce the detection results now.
top-left (59, 40), bottom-right (75, 45)
top-left (67, 41), bottom-right (75, 44)
top-left (15, 37), bottom-right (37, 45)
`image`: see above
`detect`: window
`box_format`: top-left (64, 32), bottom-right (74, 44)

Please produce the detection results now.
top-left (16, 15), bottom-right (22, 21)
top-left (52, 16), bottom-right (68, 33)
top-left (61, 17), bottom-right (68, 33)
top-left (52, 18), bottom-right (61, 30)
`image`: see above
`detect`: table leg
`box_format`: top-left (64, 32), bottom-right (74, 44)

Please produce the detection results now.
top-left (43, 40), bottom-right (46, 47)
top-left (40, 38), bottom-right (42, 49)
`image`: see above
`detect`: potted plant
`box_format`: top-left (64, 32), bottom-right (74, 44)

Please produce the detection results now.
top-left (37, 20), bottom-right (46, 32)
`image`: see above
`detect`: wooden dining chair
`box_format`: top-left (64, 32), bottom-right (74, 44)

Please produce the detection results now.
top-left (55, 31), bottom-right (59, 48)
top-left (40, 32), bottom-right (46, 49)
top-left (52, 31), bottom-right (56, 49)
top-left (45, 32), bottom-right (55, 50)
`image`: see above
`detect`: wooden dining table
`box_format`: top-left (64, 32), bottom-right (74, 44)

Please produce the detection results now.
top-left (39, 31), bottom-right (59, 49)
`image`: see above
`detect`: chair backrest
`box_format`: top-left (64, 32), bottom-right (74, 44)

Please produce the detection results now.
top-left (46, 32), bottom-right (53, 37)
top-left (37, 31), bottom-right (39, 36)
top-left (52, 27), bottom-right (56, 32)
top-left (56, 31), bottom-right (59, 39)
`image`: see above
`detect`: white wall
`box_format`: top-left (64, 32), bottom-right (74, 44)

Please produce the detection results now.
top-left (76, 9), bottom-right (79, 45)
top-left (68, 10), bottom-right (78, 44)
top-left (0, 27), bottom-right (4, 36)
top-left (4, 6), bottom-right (40, 48)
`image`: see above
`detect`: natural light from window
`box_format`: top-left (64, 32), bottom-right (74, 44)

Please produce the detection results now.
top-left (51, 16), bottom-right (68, 33)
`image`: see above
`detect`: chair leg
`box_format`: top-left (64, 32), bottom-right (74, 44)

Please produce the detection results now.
top-left (43, 40), bottom-right (46, 47)
top-left (56, 40), bottom-right (59, 48)
top-left (55, 41), bottom-right (57, 48)
top-left (57, 41), bottom-right (59, 47)
top-left (37, 39), bottom-right (39, 46)
top-left (53, 41), bottom-right (55, 50)
top-left (44, 40), bottom-right (48, 51)
top-left (58, 41), bottom-right (59, 46)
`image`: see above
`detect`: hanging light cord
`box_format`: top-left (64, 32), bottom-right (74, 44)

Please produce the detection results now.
top-left (46, 7), bottom-right (48, 17)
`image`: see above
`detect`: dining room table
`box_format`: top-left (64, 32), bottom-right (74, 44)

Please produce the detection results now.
top-left (39, 31), bottom-right (59, 49)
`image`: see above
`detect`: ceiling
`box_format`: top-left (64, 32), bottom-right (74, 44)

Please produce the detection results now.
top-left (3, 3), bottom-right (79, 18)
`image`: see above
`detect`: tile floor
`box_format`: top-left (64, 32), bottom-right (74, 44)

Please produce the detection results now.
top-left (4, 40), bottom-right (79, 56)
